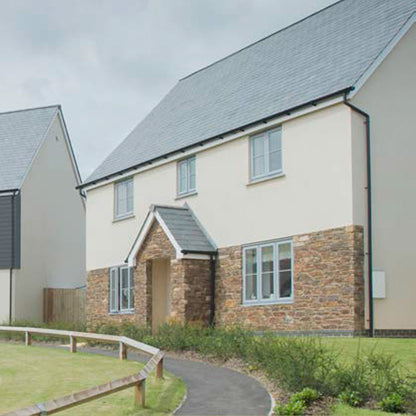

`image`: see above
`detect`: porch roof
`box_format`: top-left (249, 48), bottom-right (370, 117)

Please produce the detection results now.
top-left (126, 205), bottom-right (216, 266)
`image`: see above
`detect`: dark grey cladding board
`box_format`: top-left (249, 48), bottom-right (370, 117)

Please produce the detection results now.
top-left (0, 194), bottom-right (21, 269)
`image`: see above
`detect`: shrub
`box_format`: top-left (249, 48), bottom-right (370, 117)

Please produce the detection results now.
top-left (290, 388), bottom-right (321, 406)
top-left (379, 393), bottom-right (406, 414)
top-left (250, 335), bottom-right (338, 394)
top-left (338, 390), bottom-right (363, 407)
top-left (275, 400), bottom-right (305, 415)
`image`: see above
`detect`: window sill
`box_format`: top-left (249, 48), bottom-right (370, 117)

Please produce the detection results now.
top-left (241, 298), bottom-right (293, 307)
top-left (247, 172), bottom-right (285, 186)
top-left (113, 213), bottom-right (135, 223)
top-left (109, 310), bottom-right (135, 315)
top-left (175, 190), bottom-right (198, 200)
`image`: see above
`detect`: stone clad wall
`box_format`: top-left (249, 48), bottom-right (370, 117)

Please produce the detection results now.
top-left (87, 223), bottom-right (364, 332)
top-left (215, 226), bottom-right (365, 332)
top-left (86, 221), bottom-right (212, 329)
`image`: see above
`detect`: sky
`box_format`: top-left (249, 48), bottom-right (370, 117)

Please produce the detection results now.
top-left (0, 0), bottom-right (337, 179)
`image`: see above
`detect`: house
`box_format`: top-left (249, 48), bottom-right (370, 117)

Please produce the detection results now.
top-left (80, 0), bottom-right (416, 336)
top-left (0, 106), bottom-right (86, 323)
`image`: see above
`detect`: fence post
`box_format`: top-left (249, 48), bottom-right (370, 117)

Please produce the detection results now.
top-left (25, 331), bottom-right (32, 346)
top-left (156, 358), bottom-right (163, 379)
top-left (134, 380), bottom-right (145, 407)
top-left (70, 335), bottom-right (77, 353)
top-left (119, 341), bottom-right (127, 360)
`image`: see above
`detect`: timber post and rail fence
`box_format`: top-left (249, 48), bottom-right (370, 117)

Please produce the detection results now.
top-left (0, 326), bottom-right (165, 416)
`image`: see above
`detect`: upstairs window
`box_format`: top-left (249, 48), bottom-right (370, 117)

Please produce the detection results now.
top-left (250, 127), bottom-right (282, 181)
top-left (109, 266), bottom-right (134, 313)
top-left (177, 156), bottom-right (196, 196)
top-left (114, 177), bottom-right (133, 219)
top-left (243, 239), bottom-right (292, 305)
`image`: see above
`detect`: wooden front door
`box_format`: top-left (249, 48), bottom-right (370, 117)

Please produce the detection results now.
top-left (151, 259), bottom-right (171, 331)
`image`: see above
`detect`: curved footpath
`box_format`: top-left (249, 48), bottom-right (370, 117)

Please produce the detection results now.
top-left (77, 346), bottom-right (272, 416)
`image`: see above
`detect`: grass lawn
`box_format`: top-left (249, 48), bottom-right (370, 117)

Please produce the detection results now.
top-left (323, 337), bottom-right (416, 416)
top-left (0, 343), bottom-right (185, 416)
top-left (331, 403), bottom-right (412, 416)
top-left (322, 337), bottom-right (416, 374)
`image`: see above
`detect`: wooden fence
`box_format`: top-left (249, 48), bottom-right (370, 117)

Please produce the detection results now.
top-left (0, 326), bottom-right (164, 416)
top-left (43, 288), bottom-right (86, 324)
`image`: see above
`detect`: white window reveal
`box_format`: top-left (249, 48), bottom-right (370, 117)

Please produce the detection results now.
top-left (177, 156), bottom-right (196, 196)
top-left (114, 177), bottom-right (134, 219)
top-left (109, 266), bottom-right (134, 313)
top-left (243, 240), bottom-right (293, 305)
top-left (250, 127), bottom-right (282, 181)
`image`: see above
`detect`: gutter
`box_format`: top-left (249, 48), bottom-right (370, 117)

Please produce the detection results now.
top-left (343, 95), bottom-right (374, 338)
top-left (78, 87), bottom-right (353, 190)
top-left (181, 249), bottom-right (217, 326)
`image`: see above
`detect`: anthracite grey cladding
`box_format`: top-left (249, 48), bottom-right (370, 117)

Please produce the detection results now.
top-left (0, 194), bottom-right (21, 269)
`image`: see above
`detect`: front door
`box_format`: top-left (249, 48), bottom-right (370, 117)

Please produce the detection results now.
top-left (151, 258), bottom-right (171, 331)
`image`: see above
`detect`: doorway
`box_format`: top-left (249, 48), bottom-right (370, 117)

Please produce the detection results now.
top-left (151, 258), bottom-right (171, 331)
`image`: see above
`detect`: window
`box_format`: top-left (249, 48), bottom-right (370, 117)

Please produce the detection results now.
top-left (242, 240), bottom-right (292, 304)
top-left (114, 178), bottom-right (133, 219)
top-left (250, 127), bottom-right (282, 181)
top-left (177, 156), bottom-right (196, 196)
top-left (109, 266), bottom-right (134, 313)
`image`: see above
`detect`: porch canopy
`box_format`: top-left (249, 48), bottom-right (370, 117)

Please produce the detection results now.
top-left (126, 204), bottom-right (216, 267)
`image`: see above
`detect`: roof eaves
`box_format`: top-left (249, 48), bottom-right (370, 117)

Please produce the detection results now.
top-left (79, 87), bottom-right (353, 190)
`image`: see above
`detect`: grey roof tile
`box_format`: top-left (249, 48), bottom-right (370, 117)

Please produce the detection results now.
top-left (0, 106), bottom-right (59, 191)
top-left (87, 0), bottom-right (416, 184)
top-left (156, 205), bottom-right (216, 253)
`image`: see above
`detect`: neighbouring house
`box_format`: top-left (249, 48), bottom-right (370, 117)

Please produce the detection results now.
top-left (0, 105), bottom-right (86, 323)
top-left (80, 0), bottom-right (416, 336)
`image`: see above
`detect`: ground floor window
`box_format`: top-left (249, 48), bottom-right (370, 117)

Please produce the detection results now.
top-left (109, 266), bottom-right (134, 313)
top-left (242, 239), bottom-right (293, 305)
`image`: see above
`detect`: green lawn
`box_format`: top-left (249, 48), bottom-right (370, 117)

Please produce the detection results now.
top-left (0, 343), bottom-right (185, 416)
top-left (322, 337), bottom-right (416, 374)
top-left (332, 403), bottom-right (412, 416)
top-left (324, 337), bottom-right (416, 416)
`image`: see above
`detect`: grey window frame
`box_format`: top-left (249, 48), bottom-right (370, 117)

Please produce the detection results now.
top-left (249, 127), bottom-right (282, 181)
top-left (109, 266), bottom-right (134, 314)
top-left (242, 239), bottom-right (293, 306)
top-left (177, 156), bottom-right (196, 196)
top-left (114, 177), bottom-right (134, 220)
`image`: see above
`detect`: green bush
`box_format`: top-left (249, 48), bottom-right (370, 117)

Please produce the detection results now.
top-left (338, 390), bottom-right (363, 407)
top-left (290, 388), bottom-right (321, 406)
top-left (274, 400), bottom-right (305, 415)
top-left (379, 393), bottom-right (406, 414)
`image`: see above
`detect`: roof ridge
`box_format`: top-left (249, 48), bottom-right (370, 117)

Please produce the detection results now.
top-left (180, 0), bottom-right (345, 81)
top-left (0, 104), bottom-right (61, 117)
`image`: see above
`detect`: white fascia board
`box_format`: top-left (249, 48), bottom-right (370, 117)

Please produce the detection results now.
top-left (349, 12), bottom-right (416, 99)
top-left (57, 109), bottom-right (83, 186)
top-left (83, 94), bottom-right (345, 193)
top-left (126, 212), bottom-right (155, 267)
top-left (178, 252), bottom-right (212, 260)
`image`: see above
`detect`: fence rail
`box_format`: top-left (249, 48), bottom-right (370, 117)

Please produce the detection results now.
top-left (43, 288), bottom-right (86, 324)
top-left (0, 326), bottom-right (165, 416)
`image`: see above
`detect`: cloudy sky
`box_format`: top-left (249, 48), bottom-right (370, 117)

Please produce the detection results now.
top-left (0, 0), bottom-right (337, 179)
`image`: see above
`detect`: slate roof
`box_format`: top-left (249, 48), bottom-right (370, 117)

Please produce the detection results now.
top-left (87, 0), bottom-right (416, 185)
top-left (0, 106), bottom-right (59, 191)
top-left (155, 205), bottom-right (216, 253)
